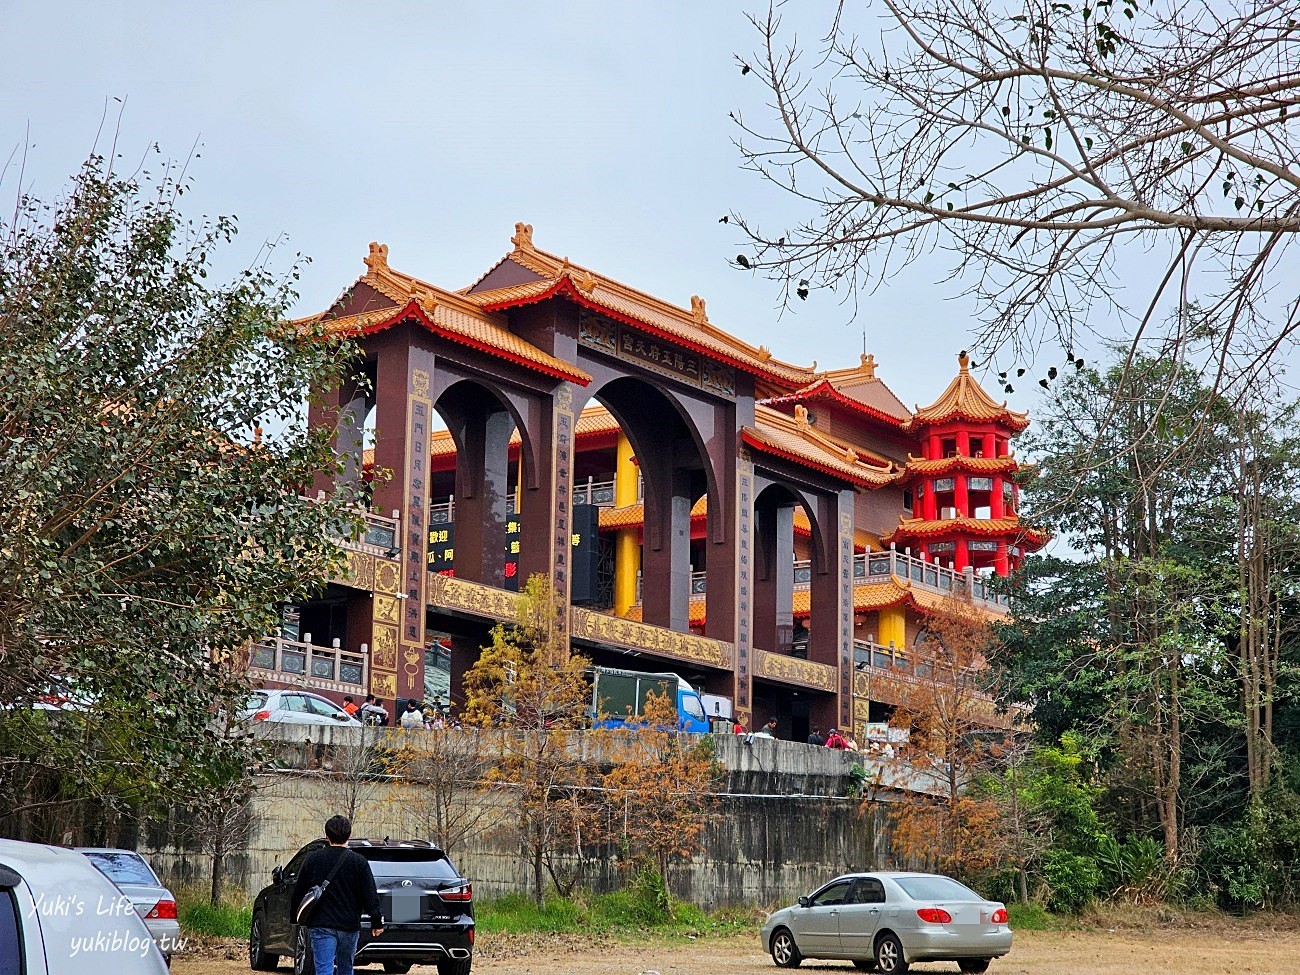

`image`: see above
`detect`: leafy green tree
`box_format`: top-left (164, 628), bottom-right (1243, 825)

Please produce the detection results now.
top-left (0, 154), bottom-right (361, 835)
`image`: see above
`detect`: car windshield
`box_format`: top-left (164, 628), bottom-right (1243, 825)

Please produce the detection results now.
top-left (362, 851), bottom-right (460, 882)
top-left (894, 876), bottom-right (982, 901)
top-left (82, 851), bottom-right (158, 886)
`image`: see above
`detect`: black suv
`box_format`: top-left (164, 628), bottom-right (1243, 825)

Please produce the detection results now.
top-left (249, 838), bottom-right (474, 975)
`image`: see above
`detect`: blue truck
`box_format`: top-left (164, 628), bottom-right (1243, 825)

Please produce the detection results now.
top-left (588, 666), bottom-right (710, 733)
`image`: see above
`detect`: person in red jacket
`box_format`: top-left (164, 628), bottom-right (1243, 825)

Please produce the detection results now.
top-left (825, 728), bottom-right (849, 749)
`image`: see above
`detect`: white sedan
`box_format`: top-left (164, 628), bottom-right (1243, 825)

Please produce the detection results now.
top-left (0, 839), bottom-right (170, 974)
top-left (760, 871), bottom-right (1012, 973)
top-left (239, 689), bottom-right (362, 726)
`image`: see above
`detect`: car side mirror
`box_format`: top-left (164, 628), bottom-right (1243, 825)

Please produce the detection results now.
top-left (798, 895), bottom-right (810, 908)
top-left (272, 866), bottom-right (283, 884)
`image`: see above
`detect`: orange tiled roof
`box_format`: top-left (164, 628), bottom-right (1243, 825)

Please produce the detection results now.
top-left (466, 223), bottom-right (816, 387)
top-left (427, 403), bottom-right (617, 459)
top-left (898, 455), bottom-right (1021, 479)
top-left (294, 243), bottom-right (591, 386)
top-left (743, 405), bottom-right (898, 488)
top-left (764, 354), bottom-right (913, 428)
top-left (904, 353), bottom-right (1029, 432)
top-left (881, 516), bottom-right (1047, 547)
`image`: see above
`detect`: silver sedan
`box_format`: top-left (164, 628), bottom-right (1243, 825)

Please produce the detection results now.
top-left (760, 871), bottom-right (1012, 973)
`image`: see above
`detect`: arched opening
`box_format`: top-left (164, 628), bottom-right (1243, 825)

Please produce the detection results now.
top-left (579, 376), bottom-right (717, 635)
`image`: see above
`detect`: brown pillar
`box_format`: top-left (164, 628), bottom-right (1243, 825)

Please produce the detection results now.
top-left (369, 330), bottom-right (434, 703)
top-left (641, 467), bottom-right (693, 632)
top-left (754, 498), bottom-right (795, 653)
top-left (448, 406), bottom-right (513, 588)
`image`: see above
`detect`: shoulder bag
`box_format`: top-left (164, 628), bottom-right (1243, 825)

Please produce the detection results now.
top-left (295, 848), bottom-right (350, 924)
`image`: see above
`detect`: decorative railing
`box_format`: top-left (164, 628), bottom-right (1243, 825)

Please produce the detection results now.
top-left (655, 549), bottom-right (1009, 611)
top-left (248, 637), bottom-right (369, 694)
top-left (300, 495), bottom-right (399, 557)
top-left (430, 479), bottom-right (621, 527)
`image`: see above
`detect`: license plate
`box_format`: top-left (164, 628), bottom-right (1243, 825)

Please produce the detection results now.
top-left (389, 892), bottom-right (423, 923)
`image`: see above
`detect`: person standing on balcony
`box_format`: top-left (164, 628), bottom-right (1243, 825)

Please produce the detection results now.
top-left (341, 696), bottom-right (359, 717)
top-left (825, 728), bottom-right (849, 749)
top-left (806, 726), bottom-right (825, 746)
top-left (358, 695), bottom-right (388, 726)
top-left (399, 699), bottom-right (424, 730)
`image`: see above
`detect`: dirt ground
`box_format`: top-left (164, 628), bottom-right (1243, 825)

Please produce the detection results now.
top-left (173, 917), bottom-right (1299, 975)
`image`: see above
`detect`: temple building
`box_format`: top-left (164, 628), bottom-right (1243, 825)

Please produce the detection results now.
top-left (253, 225), bottom-right (1043, 740)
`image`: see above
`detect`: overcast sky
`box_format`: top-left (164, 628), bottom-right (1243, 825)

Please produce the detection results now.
top-left (6, 2), bottom-right (1296, 413)
top-left (1, 0), bottom-right (1054, 414)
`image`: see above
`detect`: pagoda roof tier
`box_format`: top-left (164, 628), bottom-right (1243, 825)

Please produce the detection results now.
top-left (761, 355), bottom-right (912, 429)
top-left (466, 223), bottom-right (815, 389)
top-left (295, 243), bottom-right (591, 385)
top-left (742, 405), bottom-right (898, 488)
top-left (599, 500), bottom-right (878, 553)
top-left (904, 353), bottom-right (1029, 432)
top-left (881, 516), bottom-right (1048, 548)
top-left (898, 455), bottom-right (1022, 480)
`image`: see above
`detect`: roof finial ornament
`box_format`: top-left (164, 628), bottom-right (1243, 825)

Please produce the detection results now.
top-left (757, 344), bottom-right (773, 361)
top-left (511, 222), bottom-right (534, 252)
top-left (690, 295), bottom-right (708, 325)
top-left (412, 285), bottom-right (437, 311)
top-left (794, 404), bottom-right (811, 427)
top-left (365, 241), bottom-right (389, 274)
top-left (958, 350), bottom-right (971, 373)
top-left (861, 353), bottom-right (877, 378)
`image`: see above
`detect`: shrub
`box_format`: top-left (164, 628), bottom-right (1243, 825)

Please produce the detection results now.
top-left (1006, 902), bottom-right (1054, 930)
top-left (1042, 849), bottom-right (1102, 913)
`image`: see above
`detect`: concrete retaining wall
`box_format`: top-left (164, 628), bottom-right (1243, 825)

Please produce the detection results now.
top-left (140, 726), bottom-right (909, 908)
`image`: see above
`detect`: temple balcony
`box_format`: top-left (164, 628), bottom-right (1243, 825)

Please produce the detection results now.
top-left (638, 548), bottom-right (1010, 615)
top-left (429, 477), bottom-right (626, 525)
top-left (248, 636), bottom-right (370, 696)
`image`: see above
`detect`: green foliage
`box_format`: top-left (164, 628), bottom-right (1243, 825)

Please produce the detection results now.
top-left (1042, 849), bottom-right (1103, 913)
top-left (178, 890), bottom-right (253, 939)
top-left (1005, 902), bottom-right (1055, 930)
top-left (1094, 835), bottom-right (1169, 902)
top-left (475, 884), bottom-right (756, 937)
top-left (0, 153), bottom-right (362, 829)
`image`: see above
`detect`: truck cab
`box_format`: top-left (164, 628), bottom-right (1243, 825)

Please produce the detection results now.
top-left (589, 666), bottom-right (710, 733)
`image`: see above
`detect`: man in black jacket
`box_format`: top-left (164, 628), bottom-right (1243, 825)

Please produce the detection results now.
top-left (291, 815), bottom-right (384, 975)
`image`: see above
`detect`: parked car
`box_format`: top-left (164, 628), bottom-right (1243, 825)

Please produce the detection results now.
top-left (760, 871), bottom-right (1012, 973)
top-left (249, 837), bottom-right (474, 975)
top-left (0, 838), bottom-right (170, 974)
top-left (77, 848), bottom-right (181, 966)
top-left (239, 689), bottom-right (362, 726)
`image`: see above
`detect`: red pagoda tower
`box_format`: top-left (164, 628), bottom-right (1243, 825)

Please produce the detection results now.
top-left (884, 353), bottom-right (1045, 575)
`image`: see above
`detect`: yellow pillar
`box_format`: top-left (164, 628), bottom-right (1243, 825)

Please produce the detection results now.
top-left (613, 432), bottom-right (641, 616)
top-left (878, 604), bottom-right (906, 649)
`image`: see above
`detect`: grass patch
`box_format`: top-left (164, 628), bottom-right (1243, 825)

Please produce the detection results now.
top-left (1006, 902), bottom-right (1055, 930)
top-left (475, 890), bottom-right (761, 938)
top-left (176, 887), bottom-right (253, 939)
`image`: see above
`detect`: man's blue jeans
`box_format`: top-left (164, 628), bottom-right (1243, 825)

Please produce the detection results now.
top-left (308, 927), bottom-right (360, 975)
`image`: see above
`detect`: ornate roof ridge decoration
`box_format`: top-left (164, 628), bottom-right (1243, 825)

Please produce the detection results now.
top-left (904, 352), bottom-right (1030, 432)
top-left (296, 242), bottom-right (591, 386)
top-left (763, 376), bottom-right (912, 428)
top-left (745, 405), bottom-right (898, 486)
top-left (897, 455), bottom-right (1022, 479)
top-left (881, 516), bottom-right (1048, 545)
top-left (467, 222), bottom-right (817, 386)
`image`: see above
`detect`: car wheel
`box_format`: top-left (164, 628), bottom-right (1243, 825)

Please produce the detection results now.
top-left (436, 958), bottom-right (472, 975)
top-left (769, 927), bottom-right (802, 968)
top-left (384, 963), bottom-right (413, 974)
top-left (248, 913), bottom-right (278, 971)
top-left (293, 927), bottom-right (313, 975)
top-left (852, 961), bottom-right (878, 972)
top-left (959, 960), bottom-right (991, 974)
top-left (874, 932), bottom-right (909, 975)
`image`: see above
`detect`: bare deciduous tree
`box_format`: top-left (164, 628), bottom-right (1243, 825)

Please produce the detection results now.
top-left (734, 0), bottom-right (1300, 398)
